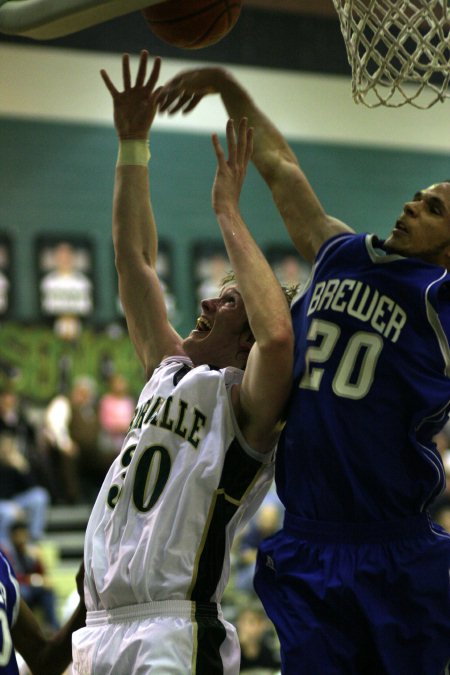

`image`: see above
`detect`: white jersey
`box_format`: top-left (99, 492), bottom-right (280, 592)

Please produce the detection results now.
top-left (84, 356), bottom-right (275, 611)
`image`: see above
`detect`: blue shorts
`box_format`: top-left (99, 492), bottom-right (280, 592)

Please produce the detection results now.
top-left (254, 512), bottom-right (450, 675)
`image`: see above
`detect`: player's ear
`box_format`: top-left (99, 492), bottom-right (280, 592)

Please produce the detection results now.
top-left (237, 328), bottom-right (254, 366)
top-left (240, 323), bottom-right (254, 345)
top-left (239, 325), bottom-right (255, 357)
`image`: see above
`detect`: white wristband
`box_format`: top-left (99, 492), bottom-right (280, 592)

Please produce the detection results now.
top-left (117, 140), bottom-right (150, 166)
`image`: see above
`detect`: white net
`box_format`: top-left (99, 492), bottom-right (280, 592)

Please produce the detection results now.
top-left (332, 0), bottom-right (450, 108)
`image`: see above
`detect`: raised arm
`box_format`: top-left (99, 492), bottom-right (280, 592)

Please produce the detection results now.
top-left (211, 118), bottom-right (294, 453)
top-left (158, 68), bottom-right (353, 264)
top-left (11, 562), bottom-right (86, 675)
top-left (101, 51), bottom-right (184, 377)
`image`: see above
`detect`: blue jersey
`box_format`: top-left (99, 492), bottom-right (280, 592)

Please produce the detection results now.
top-left (277, 233), bottom-right (450, 521)
top-left (0, 552), bottom-right (20, 675)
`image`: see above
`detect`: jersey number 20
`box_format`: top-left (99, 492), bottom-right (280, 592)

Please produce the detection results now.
top-left (0, 609), bottom-right (12, 667)
top-left (299, 319), bottom-right (383, 399)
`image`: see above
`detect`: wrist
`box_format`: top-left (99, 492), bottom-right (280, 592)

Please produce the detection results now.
top-left (218, 69), bottom-right (240, 95)
top-left (117, 139), bottom-right (150, 167)
top-left (215, 206), bottom-right (241, 226)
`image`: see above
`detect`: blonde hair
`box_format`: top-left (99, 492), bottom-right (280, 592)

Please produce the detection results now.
top-left (220, 270), bottom-right (298, 307)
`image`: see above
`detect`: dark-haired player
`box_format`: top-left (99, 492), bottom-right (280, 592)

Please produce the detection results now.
top-left (158, 66), bottom-right (450, 675)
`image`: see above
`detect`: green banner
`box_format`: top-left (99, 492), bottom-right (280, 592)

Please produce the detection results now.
top-left (0, 322), bottom-right (144, 404)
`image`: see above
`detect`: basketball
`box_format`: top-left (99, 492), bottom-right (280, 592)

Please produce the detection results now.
top-left (142, 0), bottom-right (242, 50)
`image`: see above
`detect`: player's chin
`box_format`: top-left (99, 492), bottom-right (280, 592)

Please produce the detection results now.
top-left (189, 329), bottom-right (211, 341)
top-left (384, 234), bottom-right (405, 254)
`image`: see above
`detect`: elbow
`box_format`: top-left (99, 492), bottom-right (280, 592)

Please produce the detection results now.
top-left (113, 243), bottom-right (133, 275)
top-left (114, 252), bottom-right (126, 276)
top-left (114, 250), bottom-right (151, 277)
top-left (278, 327), bottom-right (295, 357)
top-left (263, 320), bottom-right (294, 357)
top-left (257, 149), bottom-right (298, 184)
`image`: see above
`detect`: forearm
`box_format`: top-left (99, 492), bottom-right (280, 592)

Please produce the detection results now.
top-left (13, 599), bottom-right (86, 675)
top-left (213, 72), bottom-right (333, 263)
top-left (217, 208), bottom-right (291, 344)
top-left (215, 70), bottom-right (299, 179)
top-left (33, 602), bottom-right (86, 675)
top-left (113, 149), bottom-right (183, 373)
top-left (162, 66), bottom-right (341, 261)
top-left (113, 161), bottom-right (157, 269)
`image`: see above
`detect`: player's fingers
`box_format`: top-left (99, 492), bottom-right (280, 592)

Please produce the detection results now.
top-left (155, 78), bottom-right (182, 110)
top-left (245, 127), bottom-right (254, 166)
top-left (236, 117), bottom-right (248, 165)
top-left (181, 93), bottom-right (204, 113)
top-left (155, 89), bottom-right (168, 110)
top-left (122, 53), bottom-right (131, 90)
top-left (226, 119), bottom-right (237, 165)
top-left (166, 92), bottom-right (194, 114)
top-left (135, 50), bottom-right (148, 88)
top-left (100, 70), bottom-right (118, 97)
top-left (146, 56), bottom-right (161, 92)
top-left (156, 90), bottom-right (178, 112)
top-left (153, 86), bottom-right (164, 101)
top-left (211, 133), bottom-right (225, 165)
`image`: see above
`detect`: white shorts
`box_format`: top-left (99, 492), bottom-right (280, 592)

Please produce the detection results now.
top-left (72, 600), bottom-right (240, 675)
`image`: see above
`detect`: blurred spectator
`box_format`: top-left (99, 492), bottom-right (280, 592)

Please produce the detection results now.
top-left (1, 519), bottom-right (59, 632)
top-left (272, 252), bottom-right (309, 301)
top-left (434, 427), bottom-right (450, 460)
top-left (0, 387), bottom-right (47, 487)
top-left (40, 241), bottom-right (92, 318)
top-left (236, 602), bottom-right (281, 673)
top-left (98, 374), bottom-right (135, 458)
top-left (234, 489), bottom-right (283, 594)
top-left (429, 429), bottom-right (450, 519)
top-left (195, 251), bottom-right (230, 307)
top-left (44, 376), bottom-right (104, 504)
top-left (434, 504), bottom-right (450, 533)
top-left (0, 268), bottom-right (9, 314)
top-left (0, 434), bottom-right (50, 545)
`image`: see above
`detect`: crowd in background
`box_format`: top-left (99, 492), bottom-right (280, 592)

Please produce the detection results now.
top-left (0, 373), bottom-right (287, 672)
top-left (0, 242), bottom-right (316, 672)
top-left (0, 372), bottom-right (449, 673)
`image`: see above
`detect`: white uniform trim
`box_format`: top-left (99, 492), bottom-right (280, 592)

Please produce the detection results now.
top-left (86, 600), bottom-right (222, 625)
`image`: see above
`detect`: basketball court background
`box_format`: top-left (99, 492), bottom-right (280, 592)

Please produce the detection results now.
top-left (0, 1), bottom-right (448, 339)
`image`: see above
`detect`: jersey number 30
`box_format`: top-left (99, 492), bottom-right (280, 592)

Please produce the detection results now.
top-left (107, 444), bottom-right (171, 512)
top-left (299, 319), bottom-right (383, 399)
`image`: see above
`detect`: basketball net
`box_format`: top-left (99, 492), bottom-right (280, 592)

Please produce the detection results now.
top-left (332, 0), bottom-right (450, 108)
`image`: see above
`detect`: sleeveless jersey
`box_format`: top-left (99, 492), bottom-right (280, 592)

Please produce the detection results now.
top-left (84, 357), bottom-right (274, 611)
top-left (0, 552), bottom-right (20, 675)
top-left (277, 233), bottom-right (450, 521)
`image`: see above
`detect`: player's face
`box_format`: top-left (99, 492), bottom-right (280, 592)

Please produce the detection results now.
top-left (183, 284), bottom-right (251, 369)
top-left (384, 182), bottom-right (450, 269)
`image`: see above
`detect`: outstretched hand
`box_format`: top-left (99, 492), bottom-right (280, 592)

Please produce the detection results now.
top-left (211, 118), bottom-right (253, 216)
top-left (157, 67), bottom-right (224, 115)
top-left (101, 50), bottom-right (161, 140)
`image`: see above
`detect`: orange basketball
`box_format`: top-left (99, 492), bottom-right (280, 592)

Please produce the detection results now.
top-left (142, 0), bottom-right (242, 50)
